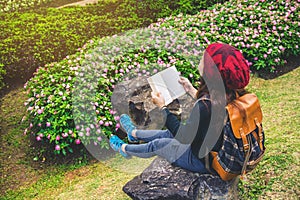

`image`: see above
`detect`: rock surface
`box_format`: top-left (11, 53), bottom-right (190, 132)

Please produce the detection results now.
top-left (123, 157), bottom-right (239, 200)
top-left (111, 76), bottom-right (194, 136)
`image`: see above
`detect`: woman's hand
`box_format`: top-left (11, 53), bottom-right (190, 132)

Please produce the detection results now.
top-left (151, 92), bottom-right (165, 109)
top-left (178, 77), bottom-right (197, 98)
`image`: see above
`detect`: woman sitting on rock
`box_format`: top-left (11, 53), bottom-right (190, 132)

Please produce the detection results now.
top-left (109, 43), bottom-right (250, 173)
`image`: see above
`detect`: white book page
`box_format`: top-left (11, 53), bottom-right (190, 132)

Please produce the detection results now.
top-left (160, 66), bottom-right (186, 100)
top-left (147, 73), bottom-right (173, 105)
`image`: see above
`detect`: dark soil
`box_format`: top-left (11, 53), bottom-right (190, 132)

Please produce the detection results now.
top-left (252, 55), bottom-right (300, 79)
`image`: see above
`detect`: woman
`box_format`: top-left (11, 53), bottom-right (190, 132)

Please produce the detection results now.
top-left (109, 43), bottom-right (250, 173)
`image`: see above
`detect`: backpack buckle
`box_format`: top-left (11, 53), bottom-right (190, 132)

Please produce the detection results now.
top-left (243, 143), bottom-right (250, 152)
top-left (240, 128), bottom-right (250, 152)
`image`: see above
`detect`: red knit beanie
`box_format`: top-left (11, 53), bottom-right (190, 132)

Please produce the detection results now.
top-left (203, 43), bottom-right (250, 89)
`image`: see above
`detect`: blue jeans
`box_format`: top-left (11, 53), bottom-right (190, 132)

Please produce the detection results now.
top-left (124, 129), bottom-right (208, 173)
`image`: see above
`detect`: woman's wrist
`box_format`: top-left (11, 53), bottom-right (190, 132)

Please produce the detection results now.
top-left (188, 88), bottom-right (197, 99)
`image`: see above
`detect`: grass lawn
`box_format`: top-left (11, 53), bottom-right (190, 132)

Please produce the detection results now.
top-left (1, 66), bottom-right (299, 200)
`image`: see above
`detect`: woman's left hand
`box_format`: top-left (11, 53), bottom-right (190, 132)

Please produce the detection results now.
top-left (151, 92), bottom-right (165, 109)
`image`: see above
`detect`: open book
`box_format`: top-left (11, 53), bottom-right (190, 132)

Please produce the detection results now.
top-left (147, 66), bottom-right (186, 105)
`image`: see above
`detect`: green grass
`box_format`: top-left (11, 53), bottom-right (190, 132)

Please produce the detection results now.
top-left (1, 67), bottom-right (299, 199)
top-left (239, 67), bottom-right (300, 199)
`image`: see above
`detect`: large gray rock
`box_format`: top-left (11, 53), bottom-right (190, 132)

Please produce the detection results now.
top-left (123, 157), bottom-right (239, 200)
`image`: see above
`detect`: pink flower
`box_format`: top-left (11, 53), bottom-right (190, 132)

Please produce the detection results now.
top-left (116, 123), bottom-right (120, 128)
top-left (37, 109), bottom-right (43, 114)
top-left (78, 132), bottom-right (84, 137)
top-left (263, 54), bottom-right (267, 58)
top-left (55, 145), bottom-right (61, 151)
top-left (36, 136), bottom-right (42, 141)
top-left (46, 122), bottom-right (51, 127)
top-left (75, 139), bottom-right (81, 145)
top-left (254, 57), bottom-right (258, 61)
top-left (56, 135), bottom-right (60, 141)
top-left (114, 116), bottom-right (120, 121)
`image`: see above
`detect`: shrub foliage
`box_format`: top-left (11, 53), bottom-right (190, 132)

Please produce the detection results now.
top-left (0, 1), bottom-right (169, 84)
top-left (156, 0), bottom-right (300, 72)
top-left (24, 29), bottom-right (202, 155)
top-left (0, 0), bottom-right (226, 90)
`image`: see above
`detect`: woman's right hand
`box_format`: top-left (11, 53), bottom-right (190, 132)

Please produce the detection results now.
top-left (178, 76), bottom-right (197, 98)
top-left (151, 92), bottom-right (166, 109)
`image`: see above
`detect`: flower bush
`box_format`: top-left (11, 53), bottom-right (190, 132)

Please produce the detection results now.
top-left (25, 0), bottom-right (300, 156)
top-left (154, 0), bottom-right (300, 72)
top-left (24, 27), bottom-right (203, 155)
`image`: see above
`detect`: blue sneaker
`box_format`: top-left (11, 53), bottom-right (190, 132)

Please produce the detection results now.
top-left (120, 114), bottom-right (139, 143)
top-left (109, 135), bottom-right (131, 158)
